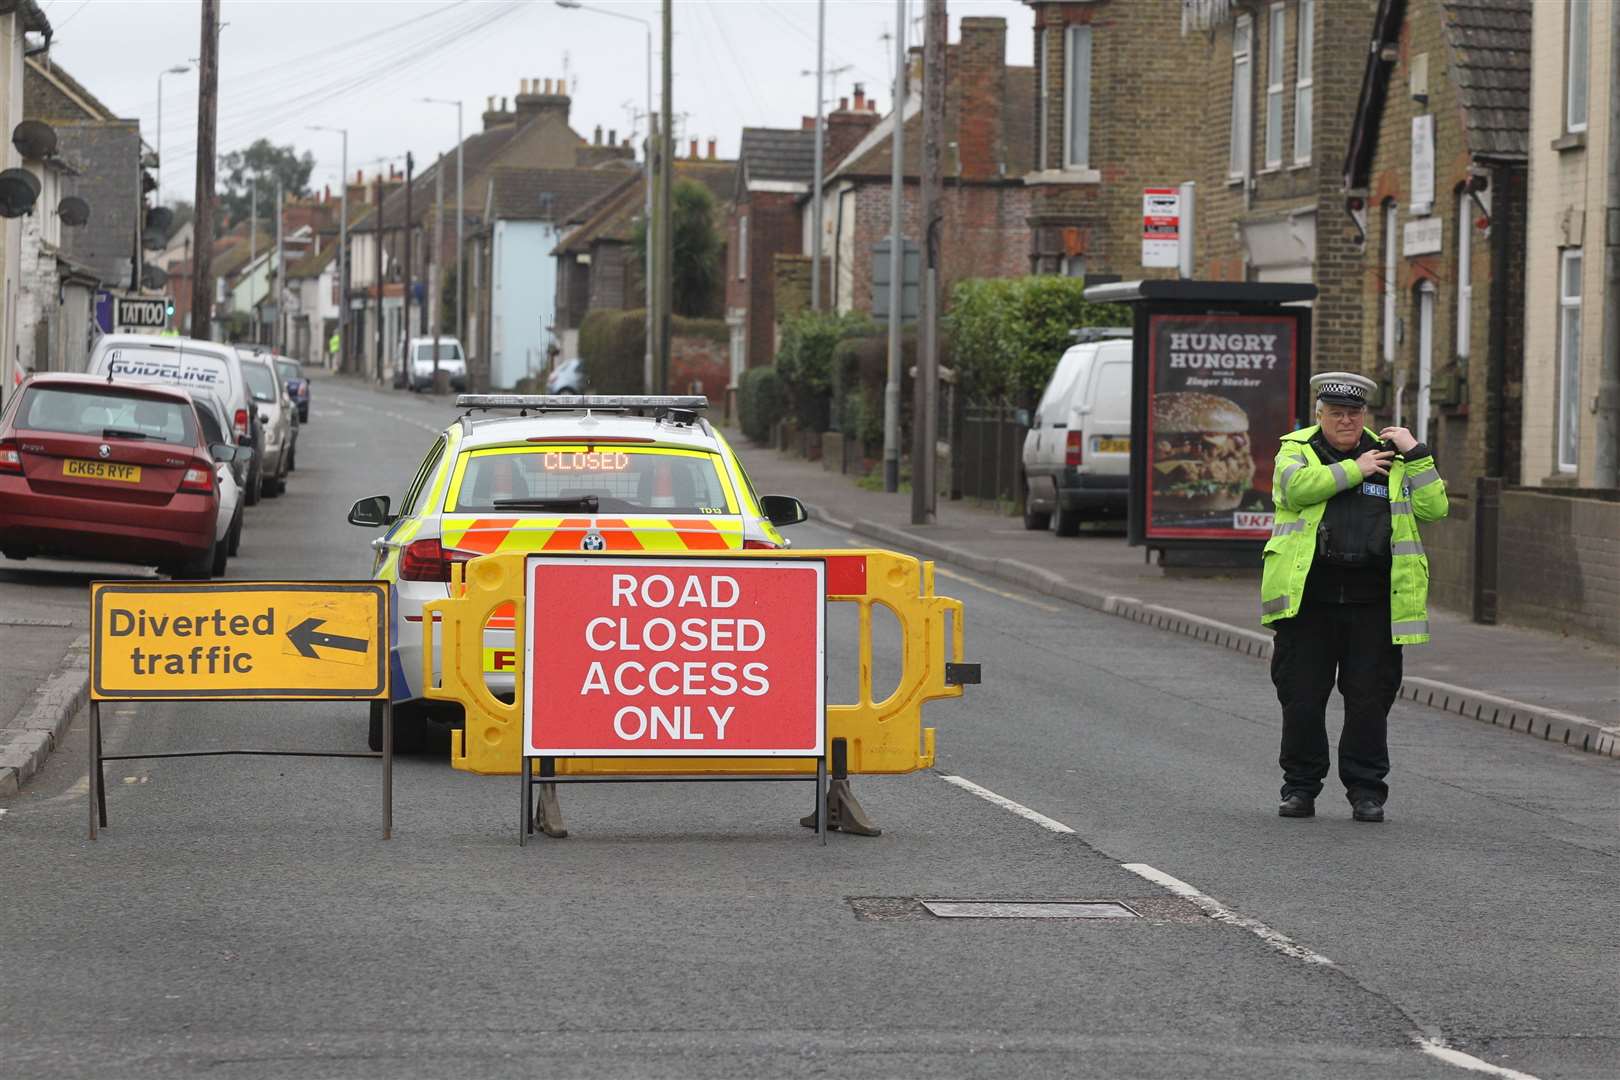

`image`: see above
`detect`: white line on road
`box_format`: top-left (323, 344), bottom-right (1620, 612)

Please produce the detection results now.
top-left (937, 773), bottom-right (1545, 1080)
top-left (938, 774), bottom-right (1075, 834)
top-left (1121, 862), bottom-right (1334, 966)
top-left (933, 566), bottom-right (1063, 612)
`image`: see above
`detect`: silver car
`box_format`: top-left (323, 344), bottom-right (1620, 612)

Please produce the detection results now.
top-left (239, 357), bottom-right (292, 498)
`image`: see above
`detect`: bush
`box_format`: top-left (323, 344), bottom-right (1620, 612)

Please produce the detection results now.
top-left (944, 276), bottom-right (1129, 402)
top-left (737, 366), bottom-right (787, 444)
top-left (831, 329), bottom-right (916, 451)
top-left (579, 308), bottom-right (647, 394)
top-left (774, 310), bottom-right (876, 433)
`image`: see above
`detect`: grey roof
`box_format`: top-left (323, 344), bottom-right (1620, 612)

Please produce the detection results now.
top-left (487, 165), bottom-right (636, 223)
top-left (739, 127), bottom-right (816, 186)
top-left (1441, 0), bottom-right (1531, 159)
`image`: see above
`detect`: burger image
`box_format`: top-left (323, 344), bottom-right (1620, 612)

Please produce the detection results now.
top-left (1151, 392), bottom-right (1254, 512)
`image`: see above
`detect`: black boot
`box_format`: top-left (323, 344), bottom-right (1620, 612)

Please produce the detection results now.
top-left (1351, 799), bottom-right (1385, 823)
top-left (1278, 793), bottom-right (1315, 818)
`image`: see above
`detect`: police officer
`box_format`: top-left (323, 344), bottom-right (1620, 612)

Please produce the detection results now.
top-left (1260, 372), bottom-right (1448, 822)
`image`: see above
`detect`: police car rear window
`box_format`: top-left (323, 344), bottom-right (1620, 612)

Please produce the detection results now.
top-left (452, 448), bottom-right (732, 516)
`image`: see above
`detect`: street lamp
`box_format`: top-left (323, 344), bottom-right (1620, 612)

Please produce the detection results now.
top-left (156, 64), bottom-right (189, 206)
top-left (308, 125), bottom-right (349, 372)
top-left (556, 0), bottom-right (654, 391)
top-left (420, 97), bottom-right (465, 361)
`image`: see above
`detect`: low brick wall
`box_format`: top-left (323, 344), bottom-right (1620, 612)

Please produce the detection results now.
top-left (1497, 490), bottom-right (1620, 645)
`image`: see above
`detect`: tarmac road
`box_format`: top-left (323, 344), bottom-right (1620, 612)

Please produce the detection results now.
top-left (0, 377), bottom-right (1613, 1080)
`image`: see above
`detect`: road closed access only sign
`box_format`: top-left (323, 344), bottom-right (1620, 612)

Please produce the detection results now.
top-left (524, 557), bottom-right (825, 757)
top-left (91, 582), bottom-right (389, 700)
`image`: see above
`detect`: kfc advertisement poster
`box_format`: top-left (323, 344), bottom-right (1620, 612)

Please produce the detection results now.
top-left (1144, 312), bottom-right (1301, 541)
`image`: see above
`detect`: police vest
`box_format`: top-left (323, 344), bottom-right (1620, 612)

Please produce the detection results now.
top-left (1259, 426), bottom-right (1448, 644)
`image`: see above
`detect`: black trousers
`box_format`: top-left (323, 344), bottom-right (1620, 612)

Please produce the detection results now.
top-left (1270, 600), bottom-right (1403, 803)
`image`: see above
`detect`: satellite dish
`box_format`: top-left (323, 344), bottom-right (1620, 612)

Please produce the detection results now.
top-left (58, 195), bottom-right (89, 227)
top-left (12, 120), bottom-right (56, 160)
top-left (145, 205), bottom-right (174, 234)
top-left (0, 168), bottom-right (41, 218)
top-left (141, 262), bottom-right (169, 289)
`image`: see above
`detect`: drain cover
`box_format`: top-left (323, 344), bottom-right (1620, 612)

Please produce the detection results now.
top-left (920, 900), bottom-right (1140, 920)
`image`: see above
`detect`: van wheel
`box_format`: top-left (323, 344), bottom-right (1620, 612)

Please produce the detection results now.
top-left (1054, 505), bottom-right (1084, 537)
top-left (1022, 482), bottom-right (1051, 531)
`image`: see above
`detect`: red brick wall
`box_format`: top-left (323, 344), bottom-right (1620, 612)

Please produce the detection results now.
top-left (727, 189), bottom-right (803, 369)
top-left (670, 333), bottom-right (729, 404)
top-left (957, 17), bottom-right (1007, 182)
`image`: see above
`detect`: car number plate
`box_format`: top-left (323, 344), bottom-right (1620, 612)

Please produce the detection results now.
top-left (1096, 438), bottom-right (1130, 454)
top-left (64, 459), bottom-right (141, 483)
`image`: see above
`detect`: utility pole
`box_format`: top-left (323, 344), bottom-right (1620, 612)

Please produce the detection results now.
top-left (912, 0), bottom-right (944, 524)
top-left (810, 0), bottom-right (826, 311)
top-left (188, 0), bottom-right (219, 341)
top-left (657, 0), bottom-right (674, 394)
top-left (882, 0), bottom-right (907, 493)
top-left (433, 152), bottom-right (443, 392)
top-left (309, 125), bottom-right (349, 371)
top-left (249, 176), bottom-right (257, 339)
top-left (645, 111), bottom-right (658, 393)
top-left (374, 173), bottom-right (384, 383)
top-left (274, 178), bottom-right (284, 353)
top-left (403, 151), bottom-right (415, 371)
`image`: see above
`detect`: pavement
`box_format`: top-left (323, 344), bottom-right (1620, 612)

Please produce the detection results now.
top-left (1, 376), bottom-right (1614, 1080)
top-left (724, 434), bottom-right (1620, 757)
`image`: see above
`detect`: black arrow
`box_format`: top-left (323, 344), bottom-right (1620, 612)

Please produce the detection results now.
top-left (286, 617), bottom-right (368, 659)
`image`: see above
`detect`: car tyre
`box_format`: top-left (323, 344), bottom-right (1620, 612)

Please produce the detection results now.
top-left (170, 538), bottom-right (217, 581)
top-left (227, 505), bottom-right (243, 556)
top-left (1022, 480), bottom-right (1052, 531)
top-left (287, 440), bottom-right (296, 473)
top-left (1054, 504), bottom-right (1084, 537)
top-left (244, 457), bottom-right (262, 506)
top-left (210, 532), bottom-right (229, 577)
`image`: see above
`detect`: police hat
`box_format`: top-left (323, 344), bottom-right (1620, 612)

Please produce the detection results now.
top-left (1310, 371), bottom-right (1376, 408)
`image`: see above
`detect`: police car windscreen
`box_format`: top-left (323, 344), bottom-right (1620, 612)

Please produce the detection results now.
top-left (20, 386), bottom-right (197, 445)
top-left (454, 451), bottom-right (730, 515)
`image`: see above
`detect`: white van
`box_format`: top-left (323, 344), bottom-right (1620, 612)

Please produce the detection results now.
top-left (1020, 332), bottom-right (1133, 535)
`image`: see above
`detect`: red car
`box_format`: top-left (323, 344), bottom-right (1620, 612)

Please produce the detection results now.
top-left (0, 373), bottom-right (224, 578)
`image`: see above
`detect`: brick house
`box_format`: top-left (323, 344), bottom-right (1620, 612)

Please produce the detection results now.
top-left (726, 126), bottom-right (815, 389)
top-left (811, 18), bottom-right (1033, 318)
top-left (1340, 0), bottom-right (1532, 614)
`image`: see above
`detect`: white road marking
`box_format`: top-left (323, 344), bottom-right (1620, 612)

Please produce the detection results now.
top-left (938, 774), bottom-right (1075, 834)
top-left (933, 566), bottom-right (1062, 612)
top-left (1121, 862), bottom-right (1334, 966)
top-left (938, 774), bottom-right (1545, 1080)
top-left (1413, 1038), bottom-right (1543, 1079)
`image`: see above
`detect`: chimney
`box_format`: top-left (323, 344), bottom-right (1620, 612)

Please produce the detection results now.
top-left (594, 125), bottom-right (603, 145)
top-left (825, 79), bottom-right (883, 170)
top-left (802, 116), bottom-right (816, 130)
top-left (483, 93), bottom-right (514, 130)
top-left (514, 74), bottom-right (570, 126)
top-left (956, 17), bottom-right (1007, 181)
top-left (707, 137), bottom-right (717, 159)
top-left (852, 83), bottom-right (866, 111)
top-left (689, 137), bottom-right (699, 159)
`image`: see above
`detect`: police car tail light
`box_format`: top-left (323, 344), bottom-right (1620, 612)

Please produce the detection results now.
top-left (179, 463), bottom-right (215, 493)
top-left (399, 538), bottom-right (476, 582)
top-left (233, 408), bottom-right (249, 440)
top-left (0, 441), bottom-right (21, 475)
top-left (741, 539), bottom-right (781, 550)
top-left (1065, 431), bottom-right (1083, 467)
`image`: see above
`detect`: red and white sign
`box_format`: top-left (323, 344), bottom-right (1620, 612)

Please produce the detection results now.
top-left (1142, 187), bottom-right (1181, 269)
top-left (523, 557), bottom-right (825, 757)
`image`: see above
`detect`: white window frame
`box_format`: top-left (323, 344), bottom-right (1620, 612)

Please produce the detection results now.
top-left (1264, 4), bottom-right (1285, 169)
top-left (1063, 25), bottom-right (1092, 170)
top-left (736, 214), bottom-right (748, 281)
top-left (1293, 0), bottom-right (1314, 164)
top-left (1566, 0), bottom-right (1590, 134)
top-left (1229, 15), bottom-right (1254, 180)
top-left (1416, 280), bottom-right (1435, 445)
top-left (1455, 189), bottom-right (1471, 359)
top-left (1062, 254), bottom-right (1085, 279)
top-left (1038, 28), bottom-right (1049, 170)
top-left (1382, 201), bottom-right (1398, 367)
top-left (1558, 249), bottom-right (1583, 472)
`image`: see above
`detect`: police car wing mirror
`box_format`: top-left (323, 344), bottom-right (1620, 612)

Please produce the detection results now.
top-left (347, 495), bottom-right (394, 528)
top-left (760, 494), bottom-right (808, 527)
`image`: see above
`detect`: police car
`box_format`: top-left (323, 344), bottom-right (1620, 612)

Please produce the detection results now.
top-left (347, 394), bottom-right (808, 750)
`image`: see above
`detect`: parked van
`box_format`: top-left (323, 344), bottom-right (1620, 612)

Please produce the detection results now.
top-left (1020, 330), bottom-right (1133, 535)
top-left (87, 335), bottom-right (266, 504)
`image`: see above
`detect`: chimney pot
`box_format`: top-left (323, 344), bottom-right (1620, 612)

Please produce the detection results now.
top-left (557, 75), bottom-right (566, 94)
top-left (487, 95), bottom-right (495, 111)
top-left (869, 99), bottom-right (878, 112)
top-left (542, 77), bottom-right (551, 94)
top-left (802, 116), bottom-right (815, 130)
top-left (520, 78), bottom-right (529, 94)
top-left (689, 137), bottom-right (698, 159)
top-left (594, 125), bottom-right (603, 145)
top-left (707, 137), bottom-right (716, 159)
top-left (608, 128), bottom-right (617, 144)
top-left (501, 96), bottom-right (508, 110)
top-left (853, 83), bottom-right (866, 110)
top-left (838, 96), bottom-right (849, 111)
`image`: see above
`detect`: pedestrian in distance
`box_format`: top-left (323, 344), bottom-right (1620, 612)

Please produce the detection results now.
top-left (1260, 371), bottom-right (1448, 822)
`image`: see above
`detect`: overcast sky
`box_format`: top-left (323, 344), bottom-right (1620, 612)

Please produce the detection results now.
top-left (44, 0), bottom-right (1033, 208)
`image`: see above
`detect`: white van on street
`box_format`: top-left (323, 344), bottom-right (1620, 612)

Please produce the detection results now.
top-left (1020, 330), bottom-right (1133, 535)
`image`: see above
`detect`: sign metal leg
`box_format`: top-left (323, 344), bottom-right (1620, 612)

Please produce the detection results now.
top-left (87, 700), bottom-right (100, 841)
top-left (520, 757), bottom-right (530, 846)
top-left (816, 755), bottom-right (827, 845)
top-left (382, 700), bottom-right (393, 840)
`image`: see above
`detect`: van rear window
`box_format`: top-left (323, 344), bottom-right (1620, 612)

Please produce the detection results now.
top-left (105, 348), bottom-right (228, 390)
top-left (19, 386), bottom-right (197, 445)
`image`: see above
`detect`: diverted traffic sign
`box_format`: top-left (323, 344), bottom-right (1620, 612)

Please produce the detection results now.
top-left (524, 557), bottom-right (825, 757)
top-left (91, 581), bottom-right (389, 700)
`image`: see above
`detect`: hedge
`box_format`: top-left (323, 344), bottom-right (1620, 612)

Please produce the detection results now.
top-left (944, 276), bottom-right (1129, 402)
top-left (774, 310), bottom-right (876, 433)
top-left (737, 366), bottom-right (787, 444)
top-left (831, 329), bottom-right (916, 451)
top-left (579, 309), bottom-right (730, 395)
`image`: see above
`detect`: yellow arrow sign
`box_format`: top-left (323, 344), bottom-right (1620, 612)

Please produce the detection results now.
top-left (91, 582), bottom-right (389, 701)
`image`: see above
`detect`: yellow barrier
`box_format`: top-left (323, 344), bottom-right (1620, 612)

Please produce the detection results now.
top-left (422, 549), bottom-right (965, 777)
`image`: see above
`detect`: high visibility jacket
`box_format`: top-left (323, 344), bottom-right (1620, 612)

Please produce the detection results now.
top-left (1260, 426), bottom-right (1448, 644)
